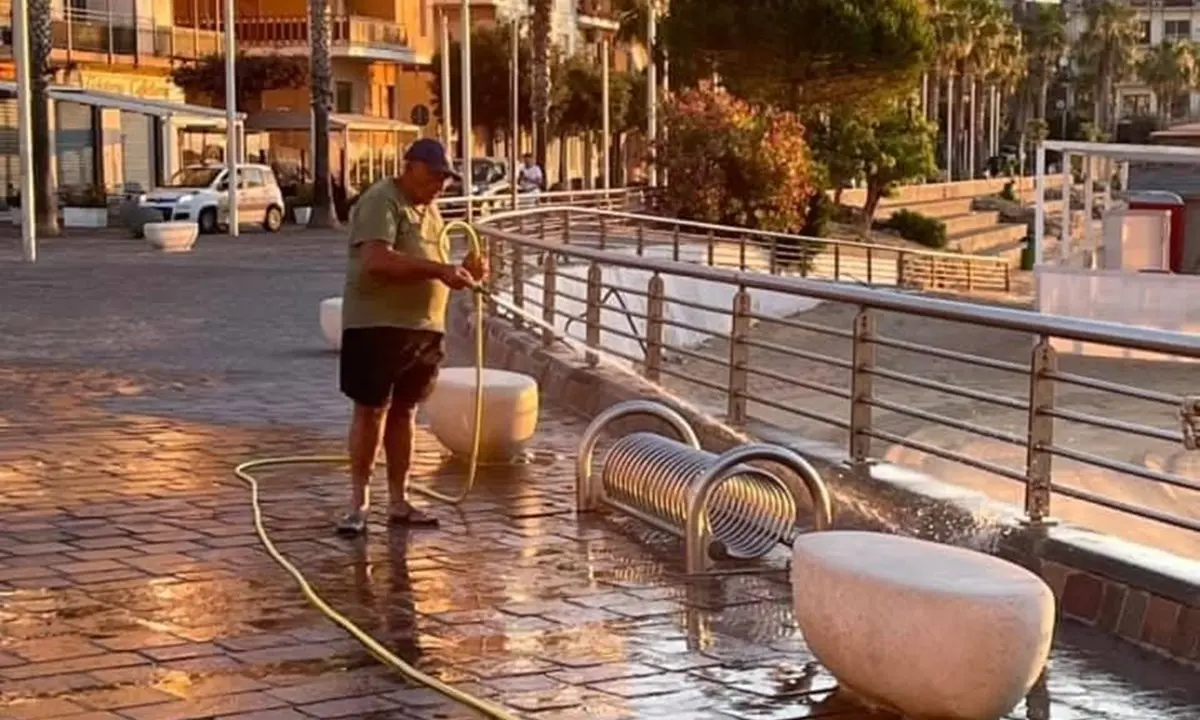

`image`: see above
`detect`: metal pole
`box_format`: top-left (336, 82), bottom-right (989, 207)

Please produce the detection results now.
top-left (223, 0), bottom-right (238, 237)
top-left (440, 12), bottom-right (452, 152)
top-left (1034, 142), bottom-right (1045, 266)
top-left (510, 17), bottom-right (519, 211)
top-left (460, 0), bottom-right (473, 221)
top-left (12, 0), bottom-right (35, 262)
top-left (646, 4), bottom-right (657, 188)
top-left (1061, 153), bottom-right (1071, 263)
top-left (601, 38), bottom-right (610, 190)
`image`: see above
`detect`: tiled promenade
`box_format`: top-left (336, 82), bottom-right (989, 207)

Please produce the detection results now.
top-left (1, 234), bottom-right (1197, 719)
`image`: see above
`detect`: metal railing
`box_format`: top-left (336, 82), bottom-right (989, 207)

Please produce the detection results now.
top-left (183, 15), bottom-right (409, 51)
top-left (474, 205), bottom-right (1200, 540)
top-left (518, 206), bottom-right (1012, 292)
top-left (434, 186), bottom-right (649, 216)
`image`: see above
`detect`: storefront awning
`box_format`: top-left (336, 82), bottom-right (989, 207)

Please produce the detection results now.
top-left (0, 82), bottom-right (244, 123)
top-left (243, 109), bottom-right (421, 134)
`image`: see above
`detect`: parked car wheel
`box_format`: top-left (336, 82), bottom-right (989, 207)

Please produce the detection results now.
top-left (198, 208), bottom-right (219, 234)
top-left (263, 205), bottom-right (283, 233)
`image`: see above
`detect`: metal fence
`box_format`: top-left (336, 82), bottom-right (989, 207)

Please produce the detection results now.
top-left (475, 205), bottom-right (1200, 539)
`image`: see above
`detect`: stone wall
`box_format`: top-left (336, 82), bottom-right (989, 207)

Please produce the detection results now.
top-left (448, 293), bottom-right (1200, 668)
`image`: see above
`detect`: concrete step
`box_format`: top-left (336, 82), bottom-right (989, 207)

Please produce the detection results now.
top-left (948, 223), bottom-right (1028, 255)
top-left (975, 239), bottom-right (1027, 266)
top-left (874, 197), bottom-right (975, 220)
top-left (940, 211), bottom-right (1002, 236)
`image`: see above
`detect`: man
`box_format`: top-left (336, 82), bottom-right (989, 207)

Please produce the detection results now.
top-left (337, 138), bottom-right (487, 535)
top-left (516, 153), bottom-right (544, 193)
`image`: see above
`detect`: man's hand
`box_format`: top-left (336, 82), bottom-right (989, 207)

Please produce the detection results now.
top-left (438, 264), bottom-right (477, 290)
top-left (463, 251), bottom-right (489, 284)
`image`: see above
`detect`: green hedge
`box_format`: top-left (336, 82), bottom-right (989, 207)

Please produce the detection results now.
top-left (885, 208), bottom-right (948, 249)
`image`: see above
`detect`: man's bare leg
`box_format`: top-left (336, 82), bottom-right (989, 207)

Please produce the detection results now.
top-left (383, 404), bottom-right (438, 526)
top-left (337, 402), bottom-right (387, 535)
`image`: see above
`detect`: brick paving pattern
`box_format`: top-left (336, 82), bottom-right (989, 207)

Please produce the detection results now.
top-left (1, 233), bottom-right (1197, 719)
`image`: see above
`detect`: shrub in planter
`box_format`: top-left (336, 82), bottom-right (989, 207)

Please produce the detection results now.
top-left (285, 183), bottom-right (315, 223)
top-left (885, 209), bottom-right (947, 249)
top-left (61, 185), bottom-right (111, 228)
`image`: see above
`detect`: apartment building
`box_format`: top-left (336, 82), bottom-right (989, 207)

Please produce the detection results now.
top-left (1065, 0), bottom-right (1200, 121)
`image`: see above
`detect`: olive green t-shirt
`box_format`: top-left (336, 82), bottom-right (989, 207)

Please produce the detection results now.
top-left (342, 178), bottom-right (450, 333)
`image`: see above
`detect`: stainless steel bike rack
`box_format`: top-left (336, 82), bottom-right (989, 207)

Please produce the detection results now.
top-left (576, 399), bottom-right (834, 574)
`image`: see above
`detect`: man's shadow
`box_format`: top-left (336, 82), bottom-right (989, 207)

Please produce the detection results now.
top-left (348, 528), bottom-right (422, 666)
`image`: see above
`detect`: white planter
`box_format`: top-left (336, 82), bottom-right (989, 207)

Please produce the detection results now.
top-left (319, 297), bottom-right (343, 350)
top-left (423, 368), bottom-right (539, 462)
top-left (294, 206), bottom-right (312, 225)
top-left (791, 531), bottom-right (1055, 720)
top-left (63, 207), bottom-right (108, 228)
top-left (145, 221), bottom-right (199, 253)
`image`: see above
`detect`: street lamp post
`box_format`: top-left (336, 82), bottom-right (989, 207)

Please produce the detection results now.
top-left (223, 0), bottom-right (238, 237)
top-left (460, 0), bottom-right (473, 221)
top-left (510, 17), bottom-right (520, 210)
top-left (601, 38), bottom-right (610, 190)
top-left (647, 4), bottom-right (657, 188)
top-left (12, 0), bottom-right (36, 262)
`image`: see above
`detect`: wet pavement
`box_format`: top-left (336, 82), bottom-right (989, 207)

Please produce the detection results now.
top-left (2, 234), bottom-right (1199, 720)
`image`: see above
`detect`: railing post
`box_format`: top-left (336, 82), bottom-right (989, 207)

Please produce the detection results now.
top-left (598, 214), bottom-right (607, 249)
top-left (672, 224), bottom-right (681, 261)
top-left (727, 287), bottom-right (751, 424)
top-left (739, 236), bottom-right (747, 271)
top-left (585, 262), bottom-right (602, 366)
top-left (542, 253), bottom-right (557, 348)
top-left (706, 230), bottom-right (715, 266)
top-left (866, 247), bottom-right (874, 284)
top-left (966, 259), bottom-right (975, 292)
top-left (645, 274), bottom-right (665, 381)
top-left (511, 244), bottom-right (525, 330)
top-left (1024, 336), bottom-right (1057, 525)
top-left (539, 212), bottom-right (547, 240)
top-left (849, 307), bottom-right (876, 462)
top-left (636, 223), bottom-right (645, 255)
top-left (834, 245), bottom-right (841, 281)
top-left (561, 208), bottom-right (571, 243)
top-left (769, 236), bottom-right (779, 274)
top-left (1004, 263), bottom-right (1011, 294)
top-left (897, 251), bottom-right (907, 287)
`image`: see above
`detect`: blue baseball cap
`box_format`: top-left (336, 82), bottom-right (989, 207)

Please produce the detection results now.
top-left (404, 138), bottom-right (461, 180)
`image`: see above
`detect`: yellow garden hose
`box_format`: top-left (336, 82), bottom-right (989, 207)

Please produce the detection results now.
top-left (233, 220), bottom-right (521, 719)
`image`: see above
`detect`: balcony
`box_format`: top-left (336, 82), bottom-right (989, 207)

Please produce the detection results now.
top-left (0, 5), bottom-right (176, 65)
top-left (175, 15), bottom-right (416, 64)
top-left (577, 0), bottom-right (620, 33)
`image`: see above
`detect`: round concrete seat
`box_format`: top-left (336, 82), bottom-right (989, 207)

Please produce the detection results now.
top-left (791, 531), bottom-right (1054, 720)
top-left (319, 297), bottom-right (342, 350)
top-left (423, 368), bottom-right (539, 462)
top-left (145, 221), bottom-right (198, 253)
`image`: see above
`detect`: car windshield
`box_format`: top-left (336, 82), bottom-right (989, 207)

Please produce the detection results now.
top-left (167, 167), bottom-right (222, 188)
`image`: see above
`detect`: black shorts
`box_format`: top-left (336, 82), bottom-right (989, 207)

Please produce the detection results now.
top-left (339, 327), bottom-right (445, 409)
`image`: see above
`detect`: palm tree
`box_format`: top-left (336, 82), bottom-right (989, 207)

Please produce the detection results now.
top-left (29, 0), bottom-right (59, 235)
top-left (1019, 2), bottom-right (1066, 122)
top-left (929, 0), bottom-right (973, 179)
top-left (960, 0), bottom-right (1016, 178)
top-left (1074, 0), bottom-right (1141, 135)
top-left (1138, 41), bottom-right (1199, 122)
top-left (308, 0), bottom-right (337, 227)
top-left (531, 0), bottom-right (553, 173)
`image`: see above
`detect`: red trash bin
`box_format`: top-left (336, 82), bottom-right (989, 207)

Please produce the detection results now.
top-left (1126, 190), bottom-right (1186, 272)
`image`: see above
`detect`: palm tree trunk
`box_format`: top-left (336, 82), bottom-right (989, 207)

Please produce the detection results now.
top-left (29, 0), bottom-right (59, 236)
top-left (308, 0), bottom-right (338, 228)
top-left (531, 0), bottom-right (552, 172)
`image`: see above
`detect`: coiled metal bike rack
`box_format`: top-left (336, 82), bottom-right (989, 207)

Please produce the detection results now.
top-left (576, 399), bottom-right (834, 574)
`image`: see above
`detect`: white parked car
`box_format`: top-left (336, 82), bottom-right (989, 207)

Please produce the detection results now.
top-left (142, 164), bottom-right (286, 234)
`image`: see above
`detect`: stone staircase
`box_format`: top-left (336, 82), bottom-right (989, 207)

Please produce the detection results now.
top-left (842, 176), bottom-right (1064, 267)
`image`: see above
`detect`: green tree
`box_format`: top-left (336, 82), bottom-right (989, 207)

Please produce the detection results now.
top-left (531, 0), bottom-right (554, 170)
top-left (1138, 41), bottom-right (1199, 121)
top-left (806, 111), bottom-right (872, 205)
top-left (308, 0), bottom-right (337, 228)
top-left (1019, 1), bottom-right (1067, 122)
top-left (170, 54), bottom-right (308, 111)
top-left (657, 83), bottom-right (815, 232)
top-left (1073, 0), bottom-right (1141, 134)
top-left (430, 24), bottom-right (536, 154)
top-left (662, 0), bottom-right (932, 111)
top-left (859, 106), bottom-right (938, 232)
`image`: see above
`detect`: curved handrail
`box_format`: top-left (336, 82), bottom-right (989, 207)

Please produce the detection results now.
top-left (575, 399), bottom-right (701, 513)
top-left (684, 443), bottom-right (834, 575)
top-left (474, 206), bottom-right (1200, 358)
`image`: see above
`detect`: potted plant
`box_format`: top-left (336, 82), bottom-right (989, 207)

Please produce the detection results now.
top-left (290, 182), bottom-right (314, 225)
top-left (61, 185), bottom-right (110, 228)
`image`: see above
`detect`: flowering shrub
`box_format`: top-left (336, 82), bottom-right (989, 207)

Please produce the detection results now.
top-left (656, 84), bottom-right (814, 233)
